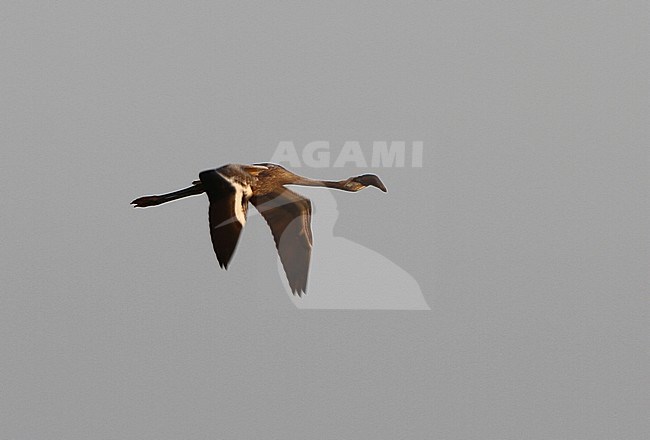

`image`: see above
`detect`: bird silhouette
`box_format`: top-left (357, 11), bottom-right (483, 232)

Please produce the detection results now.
top-left (131, 163), bottom-right (387, 295)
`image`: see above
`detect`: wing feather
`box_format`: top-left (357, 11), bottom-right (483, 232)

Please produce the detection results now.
top-left (199, 168), bottom-right (251, 269)
top-left (251, 187), bottom-right (313, 295)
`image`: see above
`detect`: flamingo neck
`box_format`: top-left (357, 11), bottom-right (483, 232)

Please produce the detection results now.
top-left (291, 176), bottom-right (352, 191)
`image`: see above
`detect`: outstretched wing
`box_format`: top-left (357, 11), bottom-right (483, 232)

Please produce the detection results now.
top-left (199, 168), bottom-right (252, 269)
top-left (251, 187), bottom-right (313, 295)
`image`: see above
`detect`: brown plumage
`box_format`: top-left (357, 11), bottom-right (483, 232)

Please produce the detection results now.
top-left (131, 163), bottom-right (387, 295)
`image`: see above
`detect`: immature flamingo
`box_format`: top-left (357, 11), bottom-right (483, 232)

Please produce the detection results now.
top-left (131, 163), bottom-right (387, 295)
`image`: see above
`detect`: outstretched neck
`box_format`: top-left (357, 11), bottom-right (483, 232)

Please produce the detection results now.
top-left (289, 172), bottom-right (387, 193)
top-left (322, 179), bottom-right (355, 191)
top-left (292, 176), bottom-right (355, 191)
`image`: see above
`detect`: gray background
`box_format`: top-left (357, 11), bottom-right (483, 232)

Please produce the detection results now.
top-left (2, 1), bottom-right (648, 439)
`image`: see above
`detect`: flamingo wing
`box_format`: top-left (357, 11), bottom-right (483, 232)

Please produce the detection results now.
top-left (199, 167), bottom-right (252, 269)
top-left (251, 187), bottom-right (313, 295)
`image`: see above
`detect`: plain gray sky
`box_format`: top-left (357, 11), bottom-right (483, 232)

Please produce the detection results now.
top-left (1, 2), bottom-right (649, 439)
